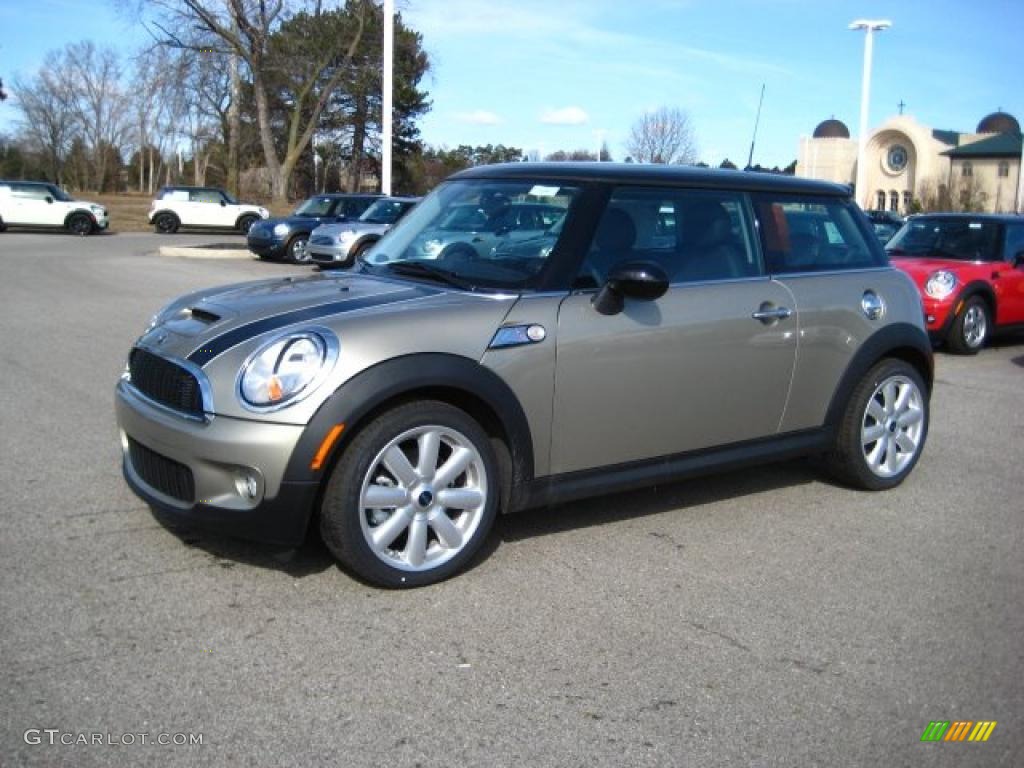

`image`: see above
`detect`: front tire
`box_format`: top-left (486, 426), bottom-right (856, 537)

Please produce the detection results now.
top-left (946, 296), bottom-right (989, 354)
top-left (287, 234), bottom-right (310, 263)
top-left (824, 358), bottom-right (928, 491)
top-left (67, 213), bottom-right (94, 236)
top-left (153, 213), bottom-right (179, 234)
top-left (320, 401), bottom-right (499, 588)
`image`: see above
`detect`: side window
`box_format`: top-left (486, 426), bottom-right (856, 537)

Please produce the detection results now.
top-left (1005, 225), bottom-right (1024, 262)
top-left (164, 189), bottom-right (189, 202)
top-left (752, 194), bottom-right (883, 274)
top-left (577, 187), bottom-right (760, 287)
top-left (189, 189), bottom-right (223, 204)
top-left (12, 184), bottom-right (48, 200)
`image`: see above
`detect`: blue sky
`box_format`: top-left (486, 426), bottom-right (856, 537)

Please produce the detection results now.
top-left (1, 0), bottom-right (1022, 168)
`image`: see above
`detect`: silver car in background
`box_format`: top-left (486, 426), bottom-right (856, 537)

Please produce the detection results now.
top-left (308, 196), bottom-right (419, 268)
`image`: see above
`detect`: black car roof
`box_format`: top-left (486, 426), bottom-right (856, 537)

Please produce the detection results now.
top-left (452, 162), bottom-right (852, 197)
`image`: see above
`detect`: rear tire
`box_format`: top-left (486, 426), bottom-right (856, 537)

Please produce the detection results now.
top-left (319, 401), bottom-right (499, 588)
top-left (946, 296), bottom-right (989, 354)
top-left (237, 215), bottom-right (259, 234)
top-left (153, 212), bottom-right (179, 234)
top-left (67, 213), bottom-right (94, 236)
top-left (823, 358), bottom-right (928, 491)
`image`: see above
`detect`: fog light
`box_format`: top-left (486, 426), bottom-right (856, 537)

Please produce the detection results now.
top-left (234, 471), bottom-right (259, 500)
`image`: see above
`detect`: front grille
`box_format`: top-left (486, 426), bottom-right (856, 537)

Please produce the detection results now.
top-left (129, 347), bottom-right (204, 417)
top-left (127, 437), bottom-right (195, 503)
top-left (310, 235), bottom-right (334, 245)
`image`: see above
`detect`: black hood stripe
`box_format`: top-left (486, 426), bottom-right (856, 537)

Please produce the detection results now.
top-left (187, 286), bottom-right (437, 366)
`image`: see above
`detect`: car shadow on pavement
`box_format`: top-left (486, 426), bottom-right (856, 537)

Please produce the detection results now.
top-left (494, 458), bottom-right (818, 545)
top-left (151, 510), bottom-right (336, 579)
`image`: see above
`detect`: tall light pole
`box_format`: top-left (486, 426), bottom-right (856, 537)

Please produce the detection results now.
top-left (849, 19), bottom-right (891, 209)
top-left (382, 0), bottom-right (394, 195)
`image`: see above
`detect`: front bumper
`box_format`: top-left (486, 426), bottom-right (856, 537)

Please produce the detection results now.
top-left (247, 233), bottom-right (288, 259)
top-left (115, 380), bottom-right (317, 547)
top-left (309, 241), bottom-right (355, 266)
top-left (923, 296), bottom-right (958, 342)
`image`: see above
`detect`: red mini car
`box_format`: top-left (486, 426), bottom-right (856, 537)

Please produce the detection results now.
top-left (886, 214), bottom-right (1024, 353)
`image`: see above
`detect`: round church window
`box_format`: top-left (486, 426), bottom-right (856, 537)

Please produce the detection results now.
top-left (887, 144), bottom-right (909, 173)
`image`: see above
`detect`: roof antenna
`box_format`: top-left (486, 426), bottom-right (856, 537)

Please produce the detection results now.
top-left (746, 83), bottom-right (766, 170)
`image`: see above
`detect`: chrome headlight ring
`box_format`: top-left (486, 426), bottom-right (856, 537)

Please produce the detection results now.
top-left (925, 270), bottom-right (957, 299)
top-left (236, 327), bottom-right (339, 413)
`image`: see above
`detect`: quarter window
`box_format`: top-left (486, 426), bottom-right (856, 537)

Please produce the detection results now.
top-left (578, 188), bottom-right (759, 286)
top-left (751, 194), bottom-right (883, 274)
top-left (1005, 225), bottom-right (1024, 261)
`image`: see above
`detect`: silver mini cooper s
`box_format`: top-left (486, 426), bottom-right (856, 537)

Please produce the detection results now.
top-left (116, 163), bottom-right (933, 587)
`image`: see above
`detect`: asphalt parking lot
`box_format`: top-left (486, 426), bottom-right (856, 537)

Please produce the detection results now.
top-left (1, 230), bottom-right (1021, 767)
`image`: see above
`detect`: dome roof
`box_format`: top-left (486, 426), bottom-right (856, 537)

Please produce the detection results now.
top-left (976, 111), bottom-right (1019, 134)
top-left (813, 118), bottom-right (850, 139)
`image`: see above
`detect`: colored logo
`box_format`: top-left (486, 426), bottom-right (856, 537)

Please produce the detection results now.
top-left (921, 721), bottom-right (997, 742)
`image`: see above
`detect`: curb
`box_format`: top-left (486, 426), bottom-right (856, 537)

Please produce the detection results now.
top-left (158, 245), bottom-right (254, 260)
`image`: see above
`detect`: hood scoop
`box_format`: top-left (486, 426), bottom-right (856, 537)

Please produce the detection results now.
top-left (159, 305), bottom-right (225, 337)
top-left (187, 307), bottom-right (221, 324)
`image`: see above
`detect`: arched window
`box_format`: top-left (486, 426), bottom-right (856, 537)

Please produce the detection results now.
top-left (998, 161), bottom-right (1010, 178)
top-left (902, 191), bottom-right (912, 209)
top-left (889, 191), bottom-right (899, 212)
top-left (876, 190), bottom-right (886, 210)
top-left (962, 161), bottom-right (973, 178)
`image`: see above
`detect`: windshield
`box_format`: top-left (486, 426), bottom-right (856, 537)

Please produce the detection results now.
top-left (48, 185), bottom-right (74, 202)
top-left (886, 218), bottom-right (1001, 261)
top-left (358, 199), bottom-right (414, 224)
top-left (361, 179), bottom-right (580, 291)
top-left (293, 196), bottom-right (335, 217)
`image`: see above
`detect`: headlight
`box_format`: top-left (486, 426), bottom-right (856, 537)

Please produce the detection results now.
top-left (925, 270), bottom-right (957, 299)
top-left (336, 230), bottom-right (358, 243)
top-left (90, 204), bottom-right (104, 214)
top-left (273, 222), bottom-right (290, 236)
top-left (239, 332), bottom-right (333, 408)
top-left (259, 208), bottom-right (270, 218)
top-left (423, 238), bottom-right (443, 257)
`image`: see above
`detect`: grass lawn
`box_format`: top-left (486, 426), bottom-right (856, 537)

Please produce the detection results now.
top-left (92, 193), bottom-right (294, 233)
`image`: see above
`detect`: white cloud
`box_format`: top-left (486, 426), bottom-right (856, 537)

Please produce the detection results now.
top-left (455, 110), bottom-right (503, 125)
top-left (540, 106), bottom-right (590, 125)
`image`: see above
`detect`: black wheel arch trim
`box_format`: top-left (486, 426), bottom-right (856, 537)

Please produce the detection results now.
top-left (954, 281), bottom-right (997, 315)
top-left (64, 208), bottom-right (98, 227)
top-left (235, 213), bottom-right (261, 228)
top-left (283, 353), bottom-right (536, 494)
top-left (823, 322), bottom-right (933, 432)
top-left (151, 209), bottom-right (180, 223)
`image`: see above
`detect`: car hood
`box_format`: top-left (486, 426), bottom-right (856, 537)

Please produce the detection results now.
top-left (137, 273), bottom-right (443, 363)
top-left (888, 255), bottom-right (991, 279)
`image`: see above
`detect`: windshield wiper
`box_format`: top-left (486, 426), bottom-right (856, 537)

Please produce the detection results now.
top-left (384, 261), bottom-right (475, 290)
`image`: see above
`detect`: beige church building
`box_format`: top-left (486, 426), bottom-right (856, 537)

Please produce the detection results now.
top-left (796, 111), bottom-right (1023, 214)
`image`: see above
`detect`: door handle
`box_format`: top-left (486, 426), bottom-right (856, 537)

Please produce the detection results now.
top-left (751, 305), bottom-right (792, 323)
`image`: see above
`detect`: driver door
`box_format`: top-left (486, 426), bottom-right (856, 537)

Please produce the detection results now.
top-left (550, 187), bottom-right (798, 474)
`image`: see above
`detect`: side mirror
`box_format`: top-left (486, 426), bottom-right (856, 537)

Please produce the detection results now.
top-left (592, 261), bottom-right (669, 316)
top-left (45, 196), bottom-right (54, 204)
top-left (220, 200), bottom-right (227, 206)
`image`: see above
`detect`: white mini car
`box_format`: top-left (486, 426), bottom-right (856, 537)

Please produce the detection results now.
top-left (0, 180), bottom-right (109, 235)
top-left (149, 186), bottom-right (268, 234)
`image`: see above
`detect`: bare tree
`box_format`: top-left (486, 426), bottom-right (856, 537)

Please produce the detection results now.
top-left (60, 42), bottom-right (130, 191)
top-left (626, 106), bottom-right (698, 165)
top-left (12, 55), bottom-right (76, 184)
top-left (143, 0), bottom-right (368, 204)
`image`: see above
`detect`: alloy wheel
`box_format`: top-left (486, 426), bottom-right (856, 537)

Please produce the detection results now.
top-left (358, 425), bottom-right (488, 572)
top-left (860, 375), bottom-right (925, 478)
top-left (961, 304), bottom-right (987, 348)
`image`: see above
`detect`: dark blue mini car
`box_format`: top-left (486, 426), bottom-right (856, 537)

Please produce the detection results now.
top-left (247, 193), bottom-right (381, 263)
